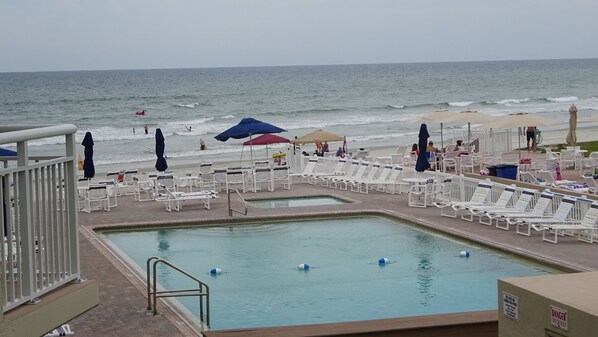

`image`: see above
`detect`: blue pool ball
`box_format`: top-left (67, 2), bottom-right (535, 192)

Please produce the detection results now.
top-left (378, 257), bottom-right (389, 265)
top-left (460, 251), bottom-right (471, 258)
top-left (210, 267), bottom-right (222, 275)
top-left (297, 263), bottom-right (310, 270)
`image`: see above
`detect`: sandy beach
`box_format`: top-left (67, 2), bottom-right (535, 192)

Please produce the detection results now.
top-left (92, 121), bottom-right (598, 180)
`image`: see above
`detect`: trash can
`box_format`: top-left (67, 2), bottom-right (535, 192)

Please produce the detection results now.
top-left (496, 164), bottom-right (518, 180)
top-left (487, 165), bottom-right (497, 177)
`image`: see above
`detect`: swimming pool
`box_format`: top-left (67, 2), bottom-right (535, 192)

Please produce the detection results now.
top-left (249, 196), bottom-right (347, 208)
top-left (102, 216), bottom-right (554, 330)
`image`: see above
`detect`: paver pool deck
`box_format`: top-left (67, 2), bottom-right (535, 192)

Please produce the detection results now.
top-left (69, 172), bottom-right (597, 337)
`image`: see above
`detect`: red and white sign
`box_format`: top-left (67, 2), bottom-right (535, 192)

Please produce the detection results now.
top-left (550, 305), bottom-right (568, 331)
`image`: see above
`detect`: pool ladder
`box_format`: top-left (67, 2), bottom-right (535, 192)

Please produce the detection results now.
top-left (227, 188), bottom-right (248, 216)
top-left (146, 257), bottom-right (210, 327)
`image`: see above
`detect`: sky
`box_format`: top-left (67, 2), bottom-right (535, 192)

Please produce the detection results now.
top-left (1, 0), bottom-right (597, 72)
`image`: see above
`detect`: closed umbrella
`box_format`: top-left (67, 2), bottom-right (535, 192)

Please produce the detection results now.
top-left (410, 109), bottom-right (457, 149)
top-left (415, 124), bottom-right (430, 173)
top-left (155, 128), bottom-right (168, 172)
top-left (566, 104), bottom-right (577, 146)
top-left (215, 118), bottom-right (286, 163)
top-left (82, 131), bottom-right (95, 179)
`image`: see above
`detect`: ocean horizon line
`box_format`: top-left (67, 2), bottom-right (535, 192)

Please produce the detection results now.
top-left (2, 56), bottom-right (597, 75)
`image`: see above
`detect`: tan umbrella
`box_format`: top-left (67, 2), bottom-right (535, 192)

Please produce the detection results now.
top-left (566, 104), bottom-right (578, 146)
top-left (480, 112), bottom-right (556, 160)
top-left (439, 109), bottom-right (496, 141)
top-left (291, 129), bottom-right (344, 144)
top-left (409, 109), bottom-right (457, 148)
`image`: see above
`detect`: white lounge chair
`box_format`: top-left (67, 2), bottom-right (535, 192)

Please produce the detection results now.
top-left (408, 178), bottom-right (446, 208)
top-left (533, 200), bottom-right (598, 243)
top-left (44, 324), bottom-right (74, 337)
top-left (433, 180), bottom-right (493, 218)
top-left (583, 176), bottom-right (598, 195)
top-left (353, 164), bottom-right (394, 194)
top-left (289, 158), bottom-right (319, 183)
top-left (487, 190), bottom-right (554, 231)
top-left (510, 195), bottom-right (576, 236)
top-left (349, 163), bottom-right (383, 193)
top-left (156, 189), bottom-right (218, 212)
top-left (462, 185), bottom-right (516, 222)
top-left (476, 189), bottom-right (536, 227)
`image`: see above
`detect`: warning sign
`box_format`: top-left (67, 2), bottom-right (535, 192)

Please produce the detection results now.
top-left (550, 305), bottom-right (568, 331)
top-left (502, 292), bottom-right (519, 320)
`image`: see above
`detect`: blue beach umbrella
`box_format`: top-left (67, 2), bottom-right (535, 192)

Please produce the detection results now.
top-left (82, 131), bottom-right (95, 179)
top-left (155, 128), bottom-right (168, 172)
top-left (215, 118), bottom-right (286, 162)
top-left (415, 124), bottom-right (430, 173)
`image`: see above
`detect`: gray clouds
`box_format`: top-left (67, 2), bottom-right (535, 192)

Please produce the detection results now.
top-left (1, 0), bottom-right (596, 72)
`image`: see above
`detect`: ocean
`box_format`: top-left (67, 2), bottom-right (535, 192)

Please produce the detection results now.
top-left (1, 58), bottom-right (598, 172)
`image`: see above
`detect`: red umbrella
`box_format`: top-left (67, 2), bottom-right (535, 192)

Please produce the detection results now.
top-left (242, 134), bottom-right (290, 159)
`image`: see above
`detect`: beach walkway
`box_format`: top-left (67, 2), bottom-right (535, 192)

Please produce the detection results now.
top-left (69, 164), bottom-right (597, 336)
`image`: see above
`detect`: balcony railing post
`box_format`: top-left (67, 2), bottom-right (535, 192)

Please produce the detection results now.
top-left (16, 141), bottom-right (36, 299)
top-left (65, 133), bottom-right (80, 275)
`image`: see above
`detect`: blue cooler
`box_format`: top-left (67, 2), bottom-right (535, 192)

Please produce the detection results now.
top-left (496, 164), bottom-right (518, 180)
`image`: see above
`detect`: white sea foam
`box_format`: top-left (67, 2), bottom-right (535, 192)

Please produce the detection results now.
top-left (448, 101), bottom-right (474, 107)
top-left (387, 104), bottom-right (405, 109)
top-left (176, 102), bottom-right (201, 108)
top-left (489, 98), bottom-right (530, 105)
top-left (547, 96), bottom-right (578, 103)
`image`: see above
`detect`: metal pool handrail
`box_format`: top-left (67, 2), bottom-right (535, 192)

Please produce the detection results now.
top-left (146, 256), bottom-right (210, 327)
top-left (227, 188), bottom-right (248, 216)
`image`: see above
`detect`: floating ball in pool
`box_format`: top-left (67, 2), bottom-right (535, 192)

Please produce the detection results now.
top-left (460, 251), bottom-right (470, 258)
top-left (297, 263), bottom-right (310, 270)
top-left (378, 257), bottom-right (389, 265)
top-left (210, 268), bottom-right (222, 275)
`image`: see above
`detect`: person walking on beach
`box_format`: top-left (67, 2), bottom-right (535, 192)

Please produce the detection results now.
top-left (566, 104), bottom-right (578, 146)
top-left (144, 124), bottom-right (148, 135)
top-left (524, 126), bottom-right (537, 151)
top-left (199, 138), bottom-right (207, 151)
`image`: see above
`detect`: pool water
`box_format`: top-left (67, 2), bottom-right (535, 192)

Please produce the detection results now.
top-left (103, 216), bottom-right (553, 330)
top-left (249, 196), bottom-right (347, 208)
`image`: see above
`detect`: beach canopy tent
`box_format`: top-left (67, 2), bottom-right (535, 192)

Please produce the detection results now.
top-left (155, 128), bottom-right (168, 172)
top-left (215, 117), bottom-right (286, 162)
top-left (438, 109), bottom-right (496, 142)
top-left (81, 131), bottom-right (95, 179)
top-left (291, 129), bottom-right (344, 144)
top-left (409, 109), bottom-right (457, 149)
top-left (480, 112), bottom-right (556, 160)
top-left (242, 134), bottom-right (289, 158)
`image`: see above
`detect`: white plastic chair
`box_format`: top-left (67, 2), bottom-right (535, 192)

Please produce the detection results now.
top-left (272, 166), bottom-right (291, 190)
top-left (253, 167), bottom-right (273, 192)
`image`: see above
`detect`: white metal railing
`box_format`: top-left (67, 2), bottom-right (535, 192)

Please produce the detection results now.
top-left (1, 124), bottom-right (81, 312)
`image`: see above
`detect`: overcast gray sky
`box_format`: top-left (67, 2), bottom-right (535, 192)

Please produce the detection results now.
top-left (1, 0), bottom-right (597, 72)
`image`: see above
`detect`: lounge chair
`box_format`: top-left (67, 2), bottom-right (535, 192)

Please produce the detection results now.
top-left (156, 188), bottom-right (218, 212)
top-left (476, 189), bottom-right (536, 227)
top-left (353, 164), bottom-right (394, 194)
top-left (583, 176), bottom-right (598, 195)
top-left (44, 324), bottom-right (74, 337)
top-left (321, 160), bottom-right (359, 188)
top-left (462, 185), bottom-right (516, 222)
top-left (533, 200), bottom-right (598, 243)
top-left (487, 190), bottom-right (554, 231)
top-left (433, 180), bottom-right (493, 218)
top-left (332, 161), bottom-right (371, 190)
top-left (289, 158), bottom-right (319, 183)
top-left (510, 195), bottom-right (576, 236)
top-left (349, 163), bottom-right (383, 193)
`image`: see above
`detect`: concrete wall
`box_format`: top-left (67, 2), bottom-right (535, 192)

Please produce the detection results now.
top-left (498, 272), bottom-right (598, 337)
